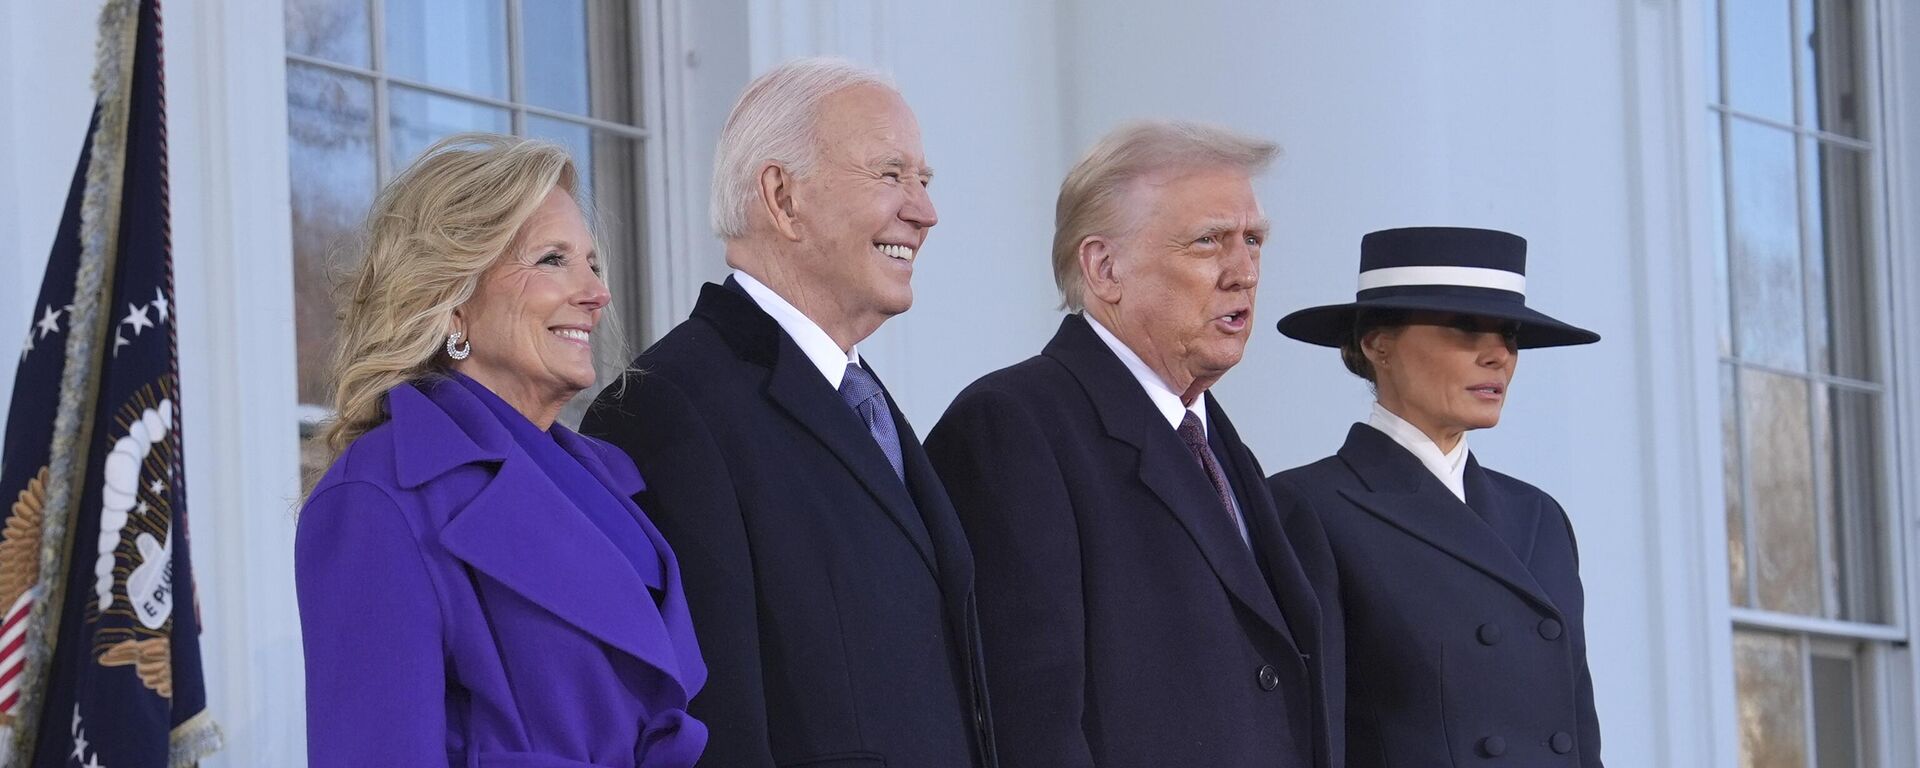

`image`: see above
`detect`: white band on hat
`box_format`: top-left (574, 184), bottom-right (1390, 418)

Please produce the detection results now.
top-left (1357, 265), bottom-right (1527, 296)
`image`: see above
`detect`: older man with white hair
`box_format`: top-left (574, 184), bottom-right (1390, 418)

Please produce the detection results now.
top-left (926, 121), bottom-right (1343, 768)
top-left (584, 58), bottom-right (994, 768)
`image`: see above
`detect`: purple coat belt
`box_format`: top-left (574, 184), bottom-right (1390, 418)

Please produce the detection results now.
top-left (297, 377), bottom-right (707, 767)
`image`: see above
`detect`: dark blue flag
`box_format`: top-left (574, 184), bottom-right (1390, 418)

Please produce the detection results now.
top-left (0, 0), bottom-right (218, 764)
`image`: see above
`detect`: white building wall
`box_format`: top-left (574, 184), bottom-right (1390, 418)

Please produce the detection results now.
top-left (2, 0), bottom-right (1914, 765)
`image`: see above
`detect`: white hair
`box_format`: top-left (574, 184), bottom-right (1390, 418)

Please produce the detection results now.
top-left (709, 57), bottom-right (897, 240)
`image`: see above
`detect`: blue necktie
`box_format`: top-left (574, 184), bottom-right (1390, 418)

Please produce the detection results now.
top-left (840, 363), bottom-right (905, 482)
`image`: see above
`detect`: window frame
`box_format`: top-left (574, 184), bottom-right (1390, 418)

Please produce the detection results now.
top-left (1705, 0), bottom-right (1917, 765)
top-left (1712, 0), bottom-right (1908, 638)
top-left (282, 0), bottom-right (675, 416)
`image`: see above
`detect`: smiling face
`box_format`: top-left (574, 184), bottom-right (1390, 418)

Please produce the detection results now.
top-left (1093, 166), bottom-right (1266, 402)
top-left (779, 85), bottom-right (936, 347)
top-left (450, 186), bottom-right (609, 427)
top-left (1367, 311), bottom-right (1520, 449)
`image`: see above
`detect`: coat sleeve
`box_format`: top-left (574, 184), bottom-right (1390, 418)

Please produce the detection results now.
top-left (925, 388), bottom-right (1095, 768)
top-left (296, 480), bottom-right (448, 766)
top-left (1555, 499), bottom-right (1605, 768)
top-left (583, 373), bottom-right (776, 768)
top-left (1267, 475), bottom-right (1347, 768)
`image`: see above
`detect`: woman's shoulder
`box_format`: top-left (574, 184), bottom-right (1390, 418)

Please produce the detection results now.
top-left (1473, 463), bottom-right (1561, 507)
top-left (1268, 453), bottom-right (1359, 496)
top-left (304, 423), bottom-right (409, 515)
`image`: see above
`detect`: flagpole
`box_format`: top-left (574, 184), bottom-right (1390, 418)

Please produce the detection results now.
top-left (8, 1), bottom-right (144, 762)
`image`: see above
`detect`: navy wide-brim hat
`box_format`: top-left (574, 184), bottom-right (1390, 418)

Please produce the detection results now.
top-left (1275, 226), bottom-right (1601, 350)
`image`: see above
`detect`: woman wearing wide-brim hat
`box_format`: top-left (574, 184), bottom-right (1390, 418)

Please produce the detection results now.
top-left (1267, 226), bottom-right (1604, 766)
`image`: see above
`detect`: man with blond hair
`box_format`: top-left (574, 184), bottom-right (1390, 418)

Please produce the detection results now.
top-left (584, 58), bottom-right (993, 768)
top-left (926, 121), bottom-right (1341, 767)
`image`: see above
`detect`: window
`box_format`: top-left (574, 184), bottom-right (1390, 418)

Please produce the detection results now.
top-left (1709, 0), bottom-right (1903, 764)
top-left (284, 0), bottom-right (655, 473)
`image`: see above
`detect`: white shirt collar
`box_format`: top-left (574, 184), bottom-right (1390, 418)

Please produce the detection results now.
top-left (1085, 313), bottom-right (1207, 434)
top-left (1366, 402), bottom-right (1470, 502)
top-left (733, 269), bottom-right (859, 388)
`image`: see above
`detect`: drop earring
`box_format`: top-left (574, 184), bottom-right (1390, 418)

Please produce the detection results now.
top-left (445, 330), bottom-right (471, 360)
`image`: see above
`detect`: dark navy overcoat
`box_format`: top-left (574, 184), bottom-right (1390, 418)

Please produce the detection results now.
top-left (1269, 424), bottom-right (1603, 767)
top-left (926, 314), bottom-right (1342, 768)
top-left (581, 279), bottom-right (995, 768)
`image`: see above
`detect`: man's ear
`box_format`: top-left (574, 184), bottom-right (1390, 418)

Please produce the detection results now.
top-left (757, 163), bottom-right (802, 242)
top-left (1079, 236), bottom-right (1123, 305)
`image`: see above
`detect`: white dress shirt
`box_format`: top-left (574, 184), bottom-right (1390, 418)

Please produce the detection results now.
top-left (1365, 402), bottom-right (1469, 502)
top-left (1086, 313), bottom-right (1247, 542)
top-left (733, 269), bottom-right (859, 387)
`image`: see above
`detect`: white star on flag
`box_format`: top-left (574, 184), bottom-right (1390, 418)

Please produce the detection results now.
top-left (18, 328), bottom-right (32, 362)
top-left (123, 301), bottom-right (153, 335)
top-left (113, 330), bottom-right (130, 357)
top-left (152, 287), bottom-right (170, 324)
top-left (148, 478), bottom-right (166, 495)
top-left (36, 305), bottom-right (62, 338)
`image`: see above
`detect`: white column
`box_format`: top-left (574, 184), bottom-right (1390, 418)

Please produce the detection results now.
top-left (165, 0), bottom-right (306, 763)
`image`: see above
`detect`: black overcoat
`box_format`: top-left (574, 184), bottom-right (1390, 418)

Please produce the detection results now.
top-left (1268, 424), bottom-right (1603, 767)
top-left (925, 314), bottom-right (1343, 768)
top-left (582, 279), bottom-right (995, 768)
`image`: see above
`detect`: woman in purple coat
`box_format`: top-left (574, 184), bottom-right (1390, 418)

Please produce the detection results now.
top-left (296, 134), bottom-right (706, 767)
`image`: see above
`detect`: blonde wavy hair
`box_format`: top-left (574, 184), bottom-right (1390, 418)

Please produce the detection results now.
top-left (314, 132), bottom-right (583, 476)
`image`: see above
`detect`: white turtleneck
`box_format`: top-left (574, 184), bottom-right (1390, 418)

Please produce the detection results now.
top-left (1365, 402), bottom-right (1469, 502)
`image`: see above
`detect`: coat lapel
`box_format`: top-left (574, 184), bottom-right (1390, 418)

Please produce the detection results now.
top-left (393, 378), bottom-right (693, 700)
top-left (1463, 457), bottom-right (1542, 569)
top-left (1335, 424), bottom-right (1559, 614)
top-left (1044, 315), bottom-right (1294, 645)
top-left (1209, 399), bottom-right (1319, 657)
top-left (554, 426), bottom-right (709, 694)
top-left (694, 281), bottom-right (939, 577)
top-left (895, 397), bottom-right (974, 604)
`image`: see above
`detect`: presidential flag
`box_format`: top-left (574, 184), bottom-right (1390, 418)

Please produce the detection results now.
top-left (0, 0), bottom-right (219, 764)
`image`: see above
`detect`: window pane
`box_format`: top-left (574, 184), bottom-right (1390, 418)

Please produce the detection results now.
top-left (389, 86), bottom-right (511, 170)
top-left (1806, 143), bottom-right (1874, 380)
top-left (1736, 630), bottom-right (1807, 768)
top-left (521, 0), bottom-right (590, 115)
top-left (1724, 0), bottom-right (1794, 121)
top-left (286, 63), bottom-right (377, 408)
top-left (528, 116), bottom-right (595, 193)
top-left (1742, 369), bottom-right (1820, 615)
top-left (1810, 651), bottom-right (1861, 768)
top-left (1724, 365), bottom-right (1752, 607)
top-left (1801, 0), bottom-right (1864, 138)
top-left (521, 0), bottom-right (640, 124)
top-left (1726, 119), bottom-right (1807, 370)
top-left (384, 0), bottom-right (509, 99)
top-left (285, 0), bottom-right (370, 68)
top-left (1818, 386), bottom-right (1884, 623)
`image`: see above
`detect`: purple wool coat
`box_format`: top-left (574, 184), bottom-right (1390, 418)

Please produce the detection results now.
top-left (297, 376), bottom-right (707, 767)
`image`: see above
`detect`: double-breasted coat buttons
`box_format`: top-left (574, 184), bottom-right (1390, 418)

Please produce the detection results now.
top-left (1476, 622), bottom-right (1502, 645)
top-left (1256, 664), bottom-right (1280, 691)
top-left (1477, 735), bottom-right (1507, 757)
top-left (1550, 731), bottom-right (1575, 754)
top-left (1538, 617), bottom-right (1564, 640)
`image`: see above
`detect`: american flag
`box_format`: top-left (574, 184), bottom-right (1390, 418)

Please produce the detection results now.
top-left (0, 0), bottom-right (218, 764)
